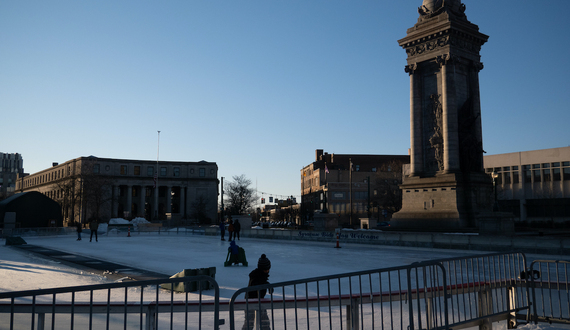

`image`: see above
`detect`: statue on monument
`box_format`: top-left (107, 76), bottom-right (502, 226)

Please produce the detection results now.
top-left (418, 0), bottom-right (466, 20)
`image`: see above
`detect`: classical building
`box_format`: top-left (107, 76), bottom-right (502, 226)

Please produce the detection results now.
top-left (392, 0), bottom-right (493, 229)
top-left (0, 152), bottom-right (24, 199)
top-left (301, 149), bottom-right (409, 226)
top-left (483, 147), bottom-right (570, 222)
top-left (15, 156), bottom-right (218, 226)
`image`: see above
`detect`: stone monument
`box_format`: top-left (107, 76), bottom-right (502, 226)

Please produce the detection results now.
top-left (392, 0), bottom-right (494, 230)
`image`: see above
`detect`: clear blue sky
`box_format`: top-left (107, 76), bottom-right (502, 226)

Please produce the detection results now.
top-left (2, 0), bottom-right (569, 201)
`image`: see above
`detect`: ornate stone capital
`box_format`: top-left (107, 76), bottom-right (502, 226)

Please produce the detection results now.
top-left (405, 63), bottom-right (418, 75)
top-left (436, 54), bottom-right (451, 67)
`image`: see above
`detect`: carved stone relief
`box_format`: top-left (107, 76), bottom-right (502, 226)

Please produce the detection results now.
top-left (424, 94), bottom-right (444, 173)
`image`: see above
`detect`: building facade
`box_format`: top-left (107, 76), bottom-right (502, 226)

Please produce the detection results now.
top-left (483, 147), bottom-right (570, 222)
top-left (0, 152), bottom-right (24, 200)
top-left (16, 156), bottom-right (218, 226)
top-left (301, 150), bottom-right (410, 226)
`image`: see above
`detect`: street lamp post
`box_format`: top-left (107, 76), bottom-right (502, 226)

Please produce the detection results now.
top-left (491, 171), bottom-right (499, 212)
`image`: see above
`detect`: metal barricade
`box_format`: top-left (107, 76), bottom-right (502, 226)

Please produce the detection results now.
top-left (528, 259), bottom-right (570, 325)
top-left (0, 276), bottom-right (219, 330)
top-left (431, 252), bottom-right (531, 329)
top-left (229, 262), bottom-right (448, 330)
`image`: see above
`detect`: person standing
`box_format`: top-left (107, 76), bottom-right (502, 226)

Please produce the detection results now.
top-left (76, 221), bottom-right (82, 241)
top-left (228, 219), bottom-right (234, 241)
top-left (89, 219), bottom-right (99, 242)
top-left (243, 254), bottom-right (272, 330)
top-left (219, 220), bottom-right (226, 241)
top-left (233, 219), bottom-right (241, 240)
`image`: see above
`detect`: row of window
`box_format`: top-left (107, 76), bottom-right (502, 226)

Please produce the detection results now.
top-left (93, 164), bottom-right (212, 178)
top-left (486, 162), bottom-right (570, 184)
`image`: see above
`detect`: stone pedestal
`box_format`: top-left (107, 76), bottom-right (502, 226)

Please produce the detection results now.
top-left (313, 213), bottom-right (339, 231)
top-left (392, 172), bottom-right (493, 230)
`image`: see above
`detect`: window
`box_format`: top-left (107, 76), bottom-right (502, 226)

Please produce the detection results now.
top-left (524, 169), bottom-right (532, 183)
top-left (355, 165), bottom-right (360, 172)
top-left (563, 162), bottom-right (570, 166)
top-left (372, 168), bottom-right (377, 172)
top-left (542, 163), bottom-right (550, 168)
top-left (532, 164), bottom-right (540, 169)
top-left (564, 168), bottom-right (570, 180)
top-left (354, 191), bottom-right (368, 199)
top-left (120, 165), bottom-right (128, 175)
top-left (147, 166), bottom-right (154, 176)
top-left (199, 168), bottom-right (205, 177)
top-left (513, 170), bottom-right (519, 184)
top-left (173, 167), bottom-right (180, 177)
top-left (553, 168), bottom-right (561, 181)
top-left (504, 172), bottom-right (511, 184)
top-left (332, 192), bottom-right (345, 200)
top-left (93, 164), bottom-right (100, 174)
top-left (552, 162), bottom-right (560, 167)
top-left (543, 169), bottom-right (551, 182)
top-left (160, 167), bottom-right (167, 176)
top-left (134, 166), bottom-right (141, 176)
top-left (502, 166), bottom-right (510, 171)
top-left (533, 170), bottom-right (541, 182)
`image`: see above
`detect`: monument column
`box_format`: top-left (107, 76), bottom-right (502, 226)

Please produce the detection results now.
top-left (438, 55), bottom-right (461, 173)
top-left (406, 63), bottom-right (423, 176)
top-left (393, 0), bottom-right (492, 230)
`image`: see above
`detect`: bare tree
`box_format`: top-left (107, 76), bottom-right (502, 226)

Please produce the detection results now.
top-left (80, 160), bottom-right (115, 222)
top-left (224, 174), bottom-right (256, 216)
top-left (190, 195), bottom-right (212, 224)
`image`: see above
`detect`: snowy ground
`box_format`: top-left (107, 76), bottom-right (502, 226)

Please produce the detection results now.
top-left (1, 232), bottom-right (569, 329)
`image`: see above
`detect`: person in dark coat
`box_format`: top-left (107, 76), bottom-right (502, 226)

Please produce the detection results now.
top-left (89, 219), bottom-right (99, 242)
top-left (243, 254), bottom-right (272, 330)
top-left (76, 221), bottom-right (82, 241)
top-left (233, 219), bottom-right (241, 240)
top-left (219, 221), bottom-right (226, 241)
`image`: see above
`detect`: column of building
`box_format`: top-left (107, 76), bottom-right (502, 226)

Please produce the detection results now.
top-left (438, 54), bottom-right (461, 173)
top-left (406, 63), bottom-right (423, 176)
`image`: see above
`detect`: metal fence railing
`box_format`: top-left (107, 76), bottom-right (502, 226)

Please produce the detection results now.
top-left (228, 252), bottom-right (531, 330)
top-left (0, 276), bottom-right (219, 330)
top-left (528, 259), bottom-right (570, 325)
top-left (1, 252), bottom-right (568, 330)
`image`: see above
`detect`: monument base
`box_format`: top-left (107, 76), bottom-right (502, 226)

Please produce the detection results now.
top-left (392, 172), bottom-right (493, 230)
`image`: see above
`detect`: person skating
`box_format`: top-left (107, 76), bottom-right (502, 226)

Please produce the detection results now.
top-left (243, 254), bottom-right (272, 330)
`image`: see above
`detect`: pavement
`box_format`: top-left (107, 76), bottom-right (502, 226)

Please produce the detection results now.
top-left (12, 244), bottom-right (170, 282)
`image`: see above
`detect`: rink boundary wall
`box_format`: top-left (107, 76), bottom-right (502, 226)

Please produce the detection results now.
top-left (206, 228), bottom-right (570, 256)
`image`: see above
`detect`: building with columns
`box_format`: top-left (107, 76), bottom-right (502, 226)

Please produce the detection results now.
top-left (15, 156), bottom-right (218, 226)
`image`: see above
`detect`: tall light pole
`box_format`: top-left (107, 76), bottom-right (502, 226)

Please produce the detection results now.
top-left (349, 158), bottom-right (353, 227)
top-left (154, 131), bottom-right (160, 220)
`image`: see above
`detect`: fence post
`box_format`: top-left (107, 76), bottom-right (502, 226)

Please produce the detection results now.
top-left (37, 313), bottom-right (45, 330)
top-left (478, 288), bottom-right (493, 330)
top-left (346, 297), bottom-right (360, 330)
top-left (146, 304), bottom-right (157, 330)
